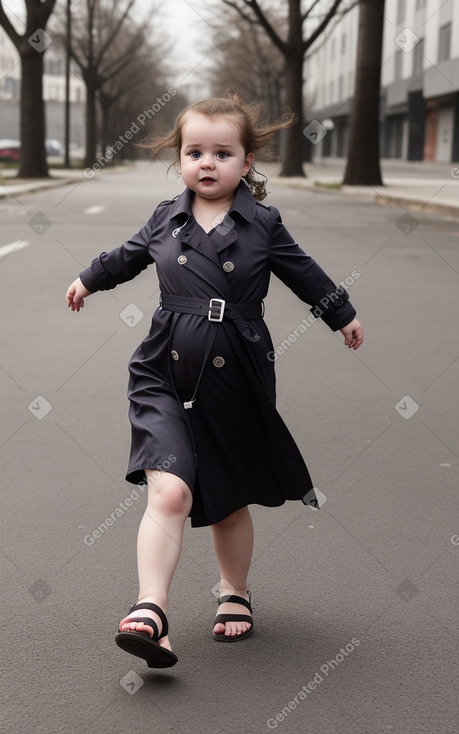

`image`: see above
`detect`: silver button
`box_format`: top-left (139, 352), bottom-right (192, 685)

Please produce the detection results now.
top-left (213, 356), bottom-right (225, 368)
top-left (171, 350), bottom-right (179, 361)
top-left (177, 255), bottom-right (187, 265)
top-left (223, 261), bottom-right (234, 272)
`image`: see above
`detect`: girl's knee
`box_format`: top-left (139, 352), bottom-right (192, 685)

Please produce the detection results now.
top-left (145, 470), bottom-right (192, 516)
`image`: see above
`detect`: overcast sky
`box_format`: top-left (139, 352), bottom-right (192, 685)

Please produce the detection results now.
top-left (2, 0), bottom-right (209, 62)
top-left (2, 0), bottom-right (213, 94)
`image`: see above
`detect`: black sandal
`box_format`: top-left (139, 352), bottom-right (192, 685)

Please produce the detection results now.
top-left (115, 602), bottom-right (178, 668)
top-left (212, 592), bottom-right (254, 642)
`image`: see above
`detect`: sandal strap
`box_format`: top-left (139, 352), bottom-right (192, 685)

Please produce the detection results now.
top-left (128, 602), bottom-right (169, 639)
top-left (214, 613), bottom-right (253, 626)
top-left (217, 594), bottom-right (252, 613)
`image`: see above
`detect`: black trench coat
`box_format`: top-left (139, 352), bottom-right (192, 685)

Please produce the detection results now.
top-left (80, 180), bottom-right (357, 527)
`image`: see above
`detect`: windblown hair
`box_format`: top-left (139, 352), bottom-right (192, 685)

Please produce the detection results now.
top-left (144, 91), bottom-right (297, 200)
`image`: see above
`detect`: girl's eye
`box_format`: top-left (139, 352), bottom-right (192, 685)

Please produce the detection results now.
top-left (216, 151), bottom-right (229, 160)
top-left (189, 151), bottom-right (201, 159)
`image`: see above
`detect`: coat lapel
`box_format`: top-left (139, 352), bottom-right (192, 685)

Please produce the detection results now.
top-left (178, 223), bottom-right (233, 299)
top-left (168, 182), bottom-right (256, 299)
top-left (179, 222), bottom-right (220, 265)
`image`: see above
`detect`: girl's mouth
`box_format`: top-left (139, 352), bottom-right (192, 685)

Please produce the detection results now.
top-left (200, 177), bottom-right (215, 182)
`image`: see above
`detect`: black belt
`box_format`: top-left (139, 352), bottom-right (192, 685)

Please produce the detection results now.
top-left (160, 294), bottom-right (263, 409)
top-left (160, 294), bottom-right (263, 342)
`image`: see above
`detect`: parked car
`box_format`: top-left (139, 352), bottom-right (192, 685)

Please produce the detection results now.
top-left (45, 139), bottom-right (64, 156)
top-left (0, 139), bottom-right (20, 162)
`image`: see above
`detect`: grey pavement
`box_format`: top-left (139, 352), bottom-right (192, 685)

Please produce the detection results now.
top-left (1, 162), bottom-right (458, 734)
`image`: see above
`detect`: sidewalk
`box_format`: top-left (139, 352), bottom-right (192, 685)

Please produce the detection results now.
top-left (0, 166), bottom-right (86, 199)
top-left (270, 157), bottom-right (459, 220)
top-left (2, 158), bottom-right (459, 220)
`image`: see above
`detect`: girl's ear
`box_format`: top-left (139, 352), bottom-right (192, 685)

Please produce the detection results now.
top-left (242, 152), bottom-right (254, 176)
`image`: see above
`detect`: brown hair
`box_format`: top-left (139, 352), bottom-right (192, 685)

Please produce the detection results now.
top-left (144, 91), bottom-right (296, 200)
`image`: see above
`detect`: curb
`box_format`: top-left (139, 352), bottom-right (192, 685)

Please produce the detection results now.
top-left (0, 163), bottom-right (136, 200)
top-left (373, 193), bottom-right (459, 221)
top-left (0, 176), bottom-right (83, 199)
top-left (270, 176), bottom-right (459, 221)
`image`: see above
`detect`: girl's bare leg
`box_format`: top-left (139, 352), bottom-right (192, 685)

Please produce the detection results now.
top-left (119, 470), bottom-right (193, 651)
top-left (210, 506), bottom-right (254, 637)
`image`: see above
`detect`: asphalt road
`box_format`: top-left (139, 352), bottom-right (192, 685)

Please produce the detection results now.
top-left (1, 162), bottom-right (458, 734)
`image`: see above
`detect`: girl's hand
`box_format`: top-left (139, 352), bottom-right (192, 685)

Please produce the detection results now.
top-left (66, 278), bottom-right (91, 312)
top-left (340, 319), bottom-right (363, 350)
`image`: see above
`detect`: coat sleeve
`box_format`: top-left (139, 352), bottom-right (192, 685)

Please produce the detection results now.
top-left (267, 206), bottom-right (357, 331)
top-left (79, 211), bottom-right (156, 293)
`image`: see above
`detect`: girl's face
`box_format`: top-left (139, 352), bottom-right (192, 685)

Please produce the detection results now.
top-left (179, 112), bottom-right (254, 203)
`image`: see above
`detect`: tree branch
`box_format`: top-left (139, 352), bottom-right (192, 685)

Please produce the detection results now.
top-left (302, 0), bottom-right (322, 23)
top-left (224, 0), bottom-right (287, 55)
top-left (303, 0), bottom-right (346, 52)
top-left (222, 0), bottom-right (257, 26)
top-left (41, 0), bottom-right (57, 25)
top-left (245, 0), bottom-right (287, 54)
top-left (96, 0), bottom-right (136, 66)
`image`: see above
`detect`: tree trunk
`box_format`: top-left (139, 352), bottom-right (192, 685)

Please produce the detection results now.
top-left (279, 54), bottom-right (305, 176)
top-left (84, 82), bottom-right (98, 169)
top-left (343, 0), bottom-right (385, 185)
top-left (18, 50), bottom-right (49, 178)
top-left (100, 100), bottom-right (110, 163)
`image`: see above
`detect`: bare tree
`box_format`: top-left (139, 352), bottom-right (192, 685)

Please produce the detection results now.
top-left (223, 0), bottom-right (348, 176)
top-left (0, 0), bottom-right (57, 178)
top-left (208, 11), bottom-right (285, 123)
top-left (68, 0), bottom-right (145, 168)
top-left (98, 35), bottom-right (176, 160)
top-left (343, 0), bottom-right (385, 185)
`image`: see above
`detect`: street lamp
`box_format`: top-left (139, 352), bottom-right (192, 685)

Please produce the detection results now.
top-left (64, 0), bottom-right (71, 168)
top-left (319, 118), bottom-right (335, 165)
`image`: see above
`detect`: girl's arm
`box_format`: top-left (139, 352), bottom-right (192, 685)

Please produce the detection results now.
top-left (66, 212), bottom-right (156, 311)
top-left (268, 207), bottom-right (363, 347)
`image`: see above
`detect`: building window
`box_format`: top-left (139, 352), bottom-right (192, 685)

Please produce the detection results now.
top-left (394, 50), bottom-right (403, 81)
top-left (44, 58), bottom-right (65, 75)
top-left (338, 75), bottom-right (344, 99)
top-left (438, 23), bottom-right (452, 63)
top-left (331, 38), bottom-right (336, 62)
top-left (341, 33), bottom-right (346, 55)
top-left (413, 38), bottom-right (424, 74)
top-left (415, 0), bottom-right (426, 9)
top-left (397, 0), bottom-right (406, 23)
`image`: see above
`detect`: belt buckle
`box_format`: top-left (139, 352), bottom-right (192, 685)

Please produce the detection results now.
top-left (208, 298), bottom-right (225, 322)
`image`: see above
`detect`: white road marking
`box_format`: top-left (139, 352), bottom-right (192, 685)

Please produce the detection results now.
top-left (84, 205), bottom-right (106, 215)
top-left (0, 240), bottom-right (31, 258)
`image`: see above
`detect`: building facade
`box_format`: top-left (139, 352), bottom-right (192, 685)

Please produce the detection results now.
top-left (304, 0), bottom-right (459, 162)
top-left (0, 26), bottom-right (85, 148)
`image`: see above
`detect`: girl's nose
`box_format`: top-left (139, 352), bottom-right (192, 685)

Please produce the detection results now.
top-left (200, 154), bottom-right (215, 169)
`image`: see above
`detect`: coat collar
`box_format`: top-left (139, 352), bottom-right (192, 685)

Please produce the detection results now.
top-left (169, 179), bottom-right (257, 223)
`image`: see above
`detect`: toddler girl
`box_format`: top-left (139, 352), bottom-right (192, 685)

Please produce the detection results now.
top-left (66, 92), bottom-right (363, 668)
